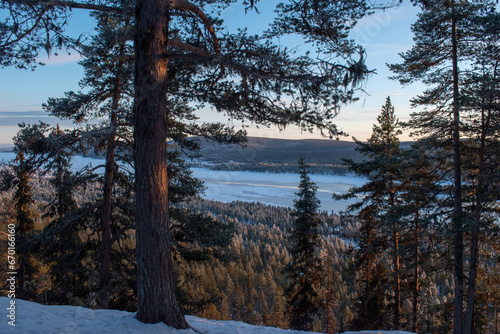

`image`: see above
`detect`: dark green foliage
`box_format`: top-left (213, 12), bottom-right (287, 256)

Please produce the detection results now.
top-left (171, 208), bottom-right (234, 262)
top-left (37, 127), bottom-right (94, 305)
top-left (336, 97), bottom-right (403, 330)
top-left (285, 158), bottom-right (323, 331)
top-left (11, 123), bottom-right (54, 301)
top-left (350, 207), bottom-right (391, 330)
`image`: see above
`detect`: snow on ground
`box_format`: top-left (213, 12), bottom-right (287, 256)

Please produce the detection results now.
top-left (1, 297), bottom-right (415, 334)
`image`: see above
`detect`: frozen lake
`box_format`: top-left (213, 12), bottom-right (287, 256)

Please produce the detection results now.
top-left (191, 168), bottom-right (365, 213)
top-left (1, 152), bottom-right (365, 212)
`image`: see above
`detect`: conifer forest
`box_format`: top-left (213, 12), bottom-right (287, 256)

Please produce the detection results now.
top-left (0, 0), bottom-right (499, 333)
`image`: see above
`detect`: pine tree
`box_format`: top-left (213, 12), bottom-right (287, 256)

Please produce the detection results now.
top-left (286, 158), bottom-right (323, 331)
top-left (350, 207), bottom-right (391, 330)
top-left (388, 3), bottom-right (500, 332)
top-left (397, 142), bottom-right (443, 333)
top-left (459, 11), bottom-right (500, 332)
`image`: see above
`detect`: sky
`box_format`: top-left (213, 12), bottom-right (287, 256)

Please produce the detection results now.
top-left (0, 1), bottom-right (424, 147)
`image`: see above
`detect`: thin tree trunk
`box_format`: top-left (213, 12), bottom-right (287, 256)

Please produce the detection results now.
top-left (464, 98), bottom-right (492, 334)
top-left (96, 108), bottom-right (118, 309)
top-left (495, 308), bottom-right (498, 334)
top-left (412, 211), bottom-right (420, 333)
top-left (393, 221), bottom-right (400, 330)
top-left (390, 188), bottom-right (400, 330)
top-left (96, 39), bottom-right (127, 309)
top-left (134, 0), bottom-right (188, 327)
top-left (16, 151), bottom-right (29, 301)
top-left (451, 6), bottom-right (464, 334)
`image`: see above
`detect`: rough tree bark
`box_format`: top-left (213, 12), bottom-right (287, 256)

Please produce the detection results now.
top-left (133, 0), bottom-right (189, 327)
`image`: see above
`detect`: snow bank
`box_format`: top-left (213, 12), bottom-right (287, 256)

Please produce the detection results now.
top-left (0, 297), bottom-right (415, 334)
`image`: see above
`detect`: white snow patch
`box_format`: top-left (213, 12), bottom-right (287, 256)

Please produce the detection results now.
top-left (0, 298), bottom-right (415, 334)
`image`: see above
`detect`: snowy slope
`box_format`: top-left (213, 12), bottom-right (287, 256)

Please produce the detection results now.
top-left (0, 297), bottom-right (415, 334)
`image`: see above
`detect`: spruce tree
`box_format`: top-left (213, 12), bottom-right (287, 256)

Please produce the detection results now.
top-left (11, 123), bottom-right (50, 301)
top-left (336, 96), bottom-right (403, 330)
top-left (286, 158), bottom-right (323, 331)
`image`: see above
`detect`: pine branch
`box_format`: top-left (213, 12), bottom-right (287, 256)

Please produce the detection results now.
top-left (168, 0), bottom-right (219, 55)
top-left (1, 0), bottom-right (133, 14)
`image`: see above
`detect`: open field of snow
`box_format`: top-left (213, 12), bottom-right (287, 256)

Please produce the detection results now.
top-left (0, 152), bottom-right (366, 212)
top-left (0, 297), bottom-right (415, 334)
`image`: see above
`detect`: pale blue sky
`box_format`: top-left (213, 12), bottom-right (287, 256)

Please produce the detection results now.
top-left (0, 1), bottom-right (423, 147)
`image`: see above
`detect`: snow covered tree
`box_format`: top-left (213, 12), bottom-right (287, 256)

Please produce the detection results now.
top-left (286, 158), bottom-right (323, 331)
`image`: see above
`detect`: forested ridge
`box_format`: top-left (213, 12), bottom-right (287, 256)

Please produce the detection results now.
top-left (1, 168), bottom-right (499, 333)
top-left (187, 137), bottom-right (369, 175)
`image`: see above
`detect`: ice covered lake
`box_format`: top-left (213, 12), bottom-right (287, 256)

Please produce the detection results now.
top-left (0, 152), bottom-right (366, 212)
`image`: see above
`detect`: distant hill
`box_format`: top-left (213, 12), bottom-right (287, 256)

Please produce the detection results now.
top-left (192, 137), bottom-right (364, 174)
top-left (0, 145), bottom-right (13, 152)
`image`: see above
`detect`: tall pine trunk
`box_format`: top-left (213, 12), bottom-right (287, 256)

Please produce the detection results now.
top-left (451, 6), bottom-right (464, 334)
top-left (133, 0), bottom-right (188, 327)
top-left (393, 220), bottom-right (401, 330)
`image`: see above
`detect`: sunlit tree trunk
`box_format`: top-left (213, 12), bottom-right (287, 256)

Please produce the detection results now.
top-left (133, 0), bottom-right (188, 327)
